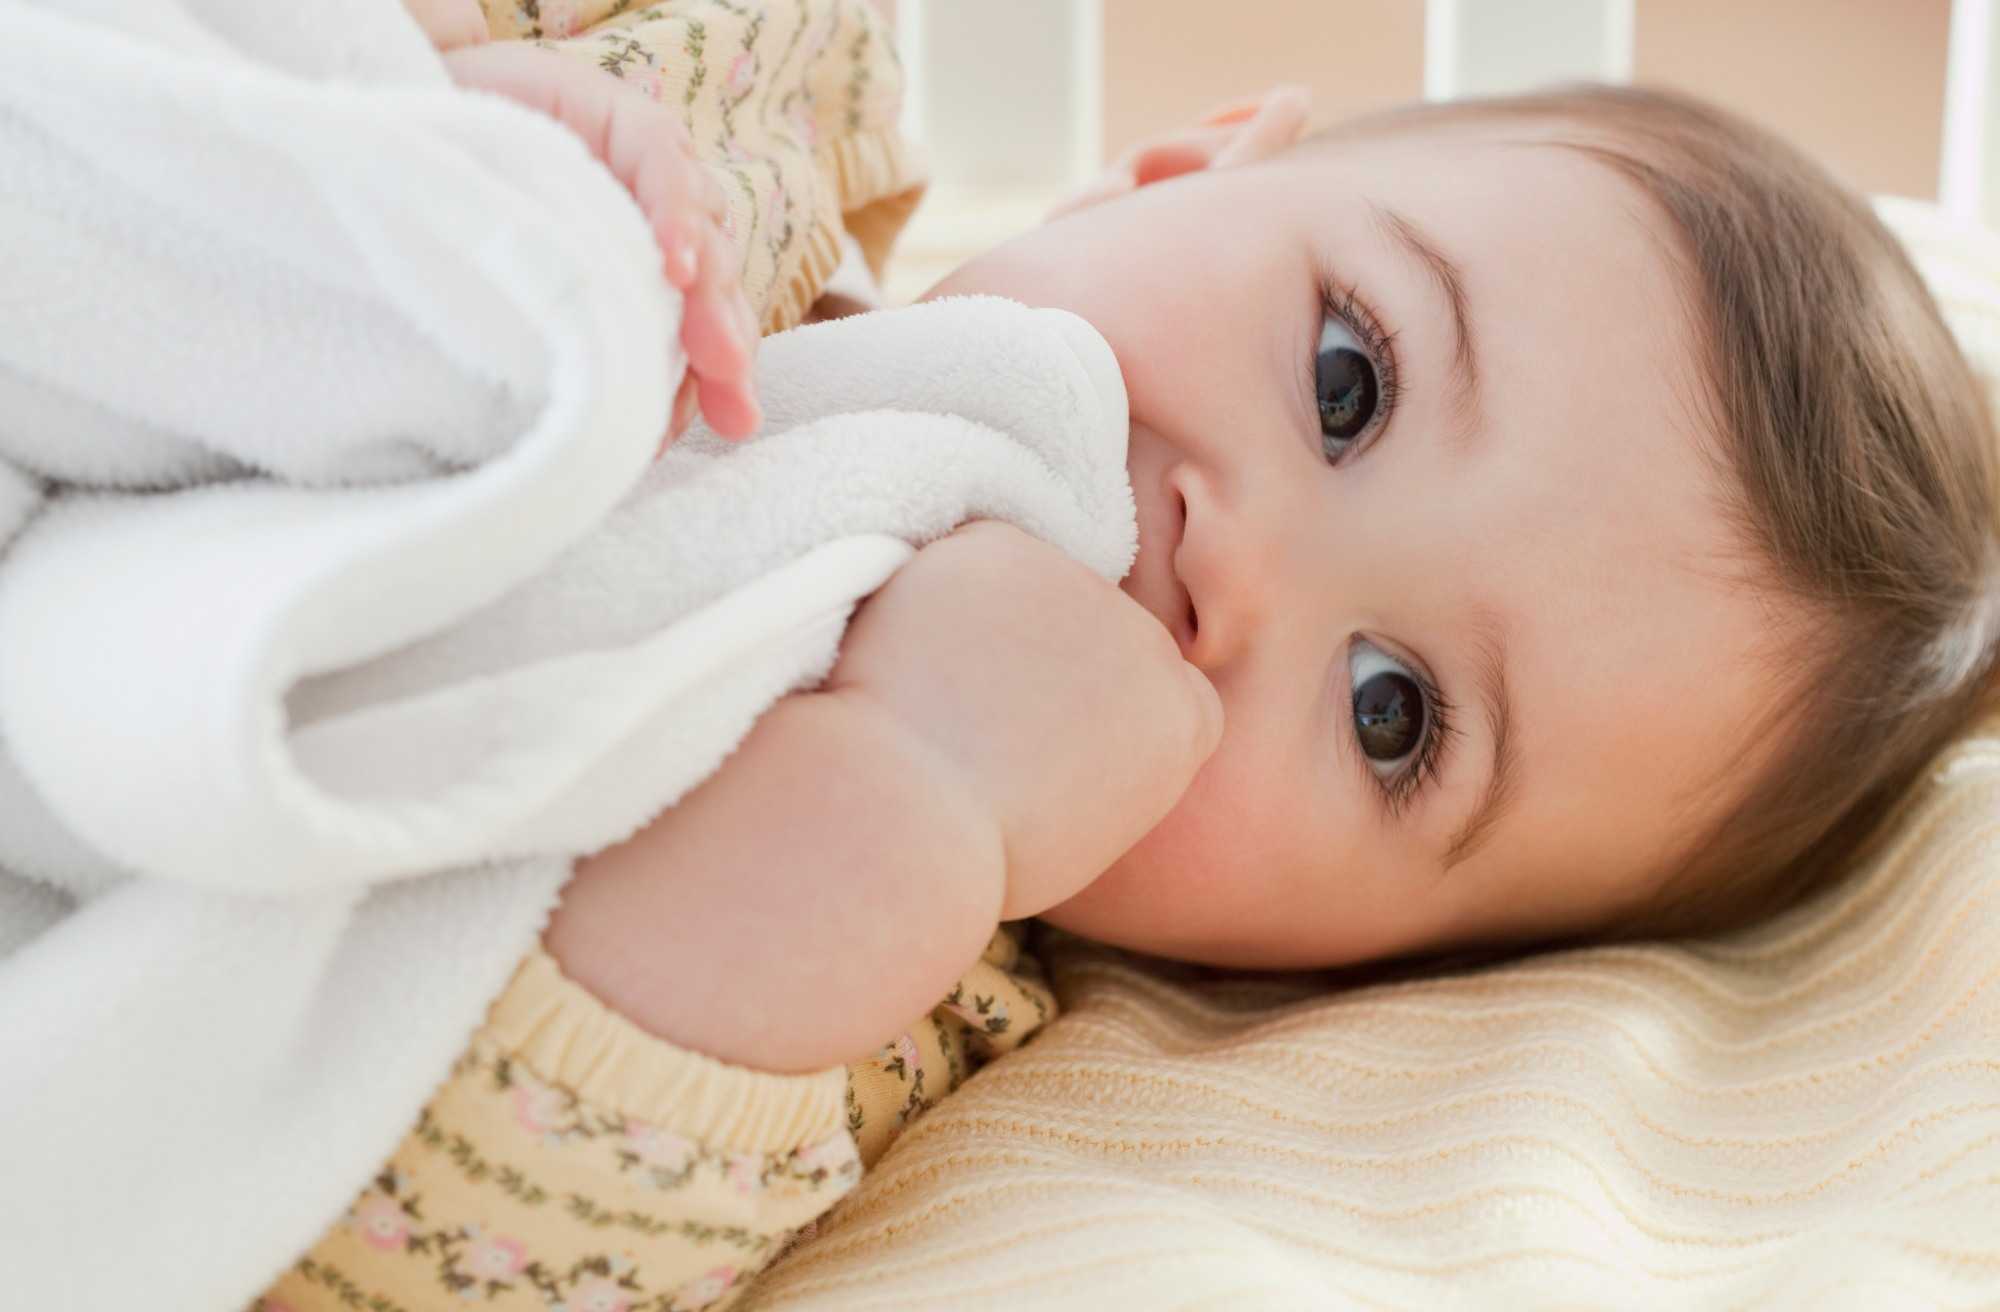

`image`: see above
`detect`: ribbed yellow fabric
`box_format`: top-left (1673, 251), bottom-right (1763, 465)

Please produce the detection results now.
top-left (736, 713), bottom-right (2000, 1309)
top-left (487, 946), bottom-right (850, 1156)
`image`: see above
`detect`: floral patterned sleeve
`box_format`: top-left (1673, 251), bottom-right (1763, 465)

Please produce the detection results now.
top-left (258, 947), bottom-right (857, 1312)
top-left (484, 0), bottom-right (925, 335)
top-left (258, 930), bottom-right (1053, 1312)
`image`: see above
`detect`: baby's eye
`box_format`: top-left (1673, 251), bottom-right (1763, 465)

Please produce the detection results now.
top-left (1316, 314), bottom-right (1381, 461)
top-left (1350, 640), bottom-right (1425, 777)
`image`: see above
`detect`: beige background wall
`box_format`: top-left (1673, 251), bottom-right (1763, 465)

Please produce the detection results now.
top-left (1092, 0), bottom-right (1951, 200)
top-left (1633, 0), bottom-right (1951, 198)
top-left (883, 1), bottom-right (1964, 300)
top-left (1099, 0), bottom-right (1425, 160)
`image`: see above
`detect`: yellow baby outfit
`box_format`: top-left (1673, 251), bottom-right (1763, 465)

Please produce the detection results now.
top-left (261, 934), bottom-right (1052, 1312)
top-left (255, 4), bottom-right (1045, 1310)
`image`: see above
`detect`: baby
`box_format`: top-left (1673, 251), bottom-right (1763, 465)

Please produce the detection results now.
top-left (271, 3), bottom-right (2000, 1308)
top-left (550, 85), bottom-right (2000, 1064)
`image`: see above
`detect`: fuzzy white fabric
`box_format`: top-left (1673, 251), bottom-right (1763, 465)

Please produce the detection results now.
top-left (0, 2), bottom-right (1132, 1307)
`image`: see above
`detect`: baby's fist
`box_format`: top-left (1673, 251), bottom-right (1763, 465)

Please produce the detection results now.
top-left (830, 522), bottom-right (1223, 918)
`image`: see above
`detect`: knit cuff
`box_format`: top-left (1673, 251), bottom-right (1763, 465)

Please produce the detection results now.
top-left (482, 946), bottom-right (850, 1156)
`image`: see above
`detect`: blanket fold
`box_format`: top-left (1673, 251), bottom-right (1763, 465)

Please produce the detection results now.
top-left (0, 3), bottom-right (1133, 1306)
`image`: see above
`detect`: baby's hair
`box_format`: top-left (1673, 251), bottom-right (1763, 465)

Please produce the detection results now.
top-left (1318, 85), bottom-right (2000, 939)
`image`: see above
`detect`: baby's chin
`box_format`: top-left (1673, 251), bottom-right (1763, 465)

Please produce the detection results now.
top-left (1035, 873), bottom-right (1289, 971)
top-left (1032, 867), bottom-right (1173, 957)
top-left (1035, 806), bottom-right (1263, 969)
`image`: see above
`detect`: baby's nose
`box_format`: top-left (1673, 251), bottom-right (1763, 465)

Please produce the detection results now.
top-left (1168, 461), bottom-right (1277, 673)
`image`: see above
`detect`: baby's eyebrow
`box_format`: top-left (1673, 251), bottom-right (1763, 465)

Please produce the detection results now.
top-left (1368, 202), bottom-right (1481, 433)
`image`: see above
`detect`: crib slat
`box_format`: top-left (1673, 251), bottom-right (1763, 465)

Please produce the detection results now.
top-left (1941, 0), bottom-right (1996, 218)
top-left (1425, 0), bottom-right (1635, 101)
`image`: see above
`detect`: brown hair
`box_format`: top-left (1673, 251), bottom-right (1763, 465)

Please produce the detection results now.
top-left (1326, 86), bottom-right (2000, 938)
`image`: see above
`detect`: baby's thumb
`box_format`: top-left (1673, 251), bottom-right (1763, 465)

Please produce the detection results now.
top-left (1181, 661), bottom-right (1225, 767)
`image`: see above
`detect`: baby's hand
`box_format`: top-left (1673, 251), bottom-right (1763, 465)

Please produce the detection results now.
top-left (442, 41), bottom-right (763, 440)
top-left (830, 522), bottom-right (1224, 918)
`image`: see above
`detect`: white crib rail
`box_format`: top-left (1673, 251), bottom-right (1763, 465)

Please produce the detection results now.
top-left (892, 1), bottom-right (1976, 230)
top-left (1942, 0), bottom-right (1996, 218)
top-left (1425, 0), bottom-right (1633, 100)
top-left (896, 0), bottom-right (1645, 198)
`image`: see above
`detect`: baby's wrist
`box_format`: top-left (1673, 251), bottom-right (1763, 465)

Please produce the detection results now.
top-left (545, 687), bottom-right (1008, 1073)
top-left (823, 677), bottom-right (1100, 923)
top-left (818, 682), bottom-right (1006, 858)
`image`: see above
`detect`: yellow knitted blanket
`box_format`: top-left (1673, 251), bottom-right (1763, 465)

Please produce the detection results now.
top-left (739, 202), bottom-right (2000, 1309)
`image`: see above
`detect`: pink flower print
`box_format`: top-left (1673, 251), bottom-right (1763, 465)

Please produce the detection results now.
top-left (629, 68), bottom-right (666, 102)
top-left (725, 52), bottom-right (757, 98)
top-left (465, 1234), bottom-right (528, 1280)
top-left (352, 1191), bottom-right (409, 1252)
top-left (776, 1135), bottom-right (855, 1199)
top-left (792, 1134), bottom-right (856, 1176)
top-left (889, 1033), bottom-right (919, 1074)
top-left (625, 1121), bottom-right (696, 1173)
top-left (723, 1152), bottom-right (762, 1195)
top-left (539, 0), bottom-right (581, 39)
top-left (510, 1072), bottom-right (570, 1138)
top-left (766, 183), bottom-right (787, 231)
top-left (566, 1276), bottom-right (631, 1312)
top-left (673, 1266), bottom-right (738, 1310)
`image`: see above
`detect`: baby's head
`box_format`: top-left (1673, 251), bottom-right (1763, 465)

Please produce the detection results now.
top-left (927, 85), bottom-right (2000, 969)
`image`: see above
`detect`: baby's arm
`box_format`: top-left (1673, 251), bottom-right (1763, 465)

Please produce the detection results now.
top-left (545, 522), bottom-right (1222, 1072)
top-left (545, 671), bottom-right (1000, 1072)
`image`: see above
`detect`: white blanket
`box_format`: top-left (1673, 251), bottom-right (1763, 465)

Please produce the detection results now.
top-left (0, 2), bottom-right (1133, 1307)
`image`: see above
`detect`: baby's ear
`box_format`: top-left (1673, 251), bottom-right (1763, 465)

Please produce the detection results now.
top-left (1047, 85), bottom-right (1312, 220)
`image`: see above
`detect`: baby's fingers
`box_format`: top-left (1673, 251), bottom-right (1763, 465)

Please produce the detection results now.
top-left (1096, 612), bottom-right (1225, 851)
top-left (639, 153), bottom-right (728, 291)
top-left (680, 224), bottom-right (751, 377)
top-left (1125, 647), bottom-right (1224, 835)
top-left (695, 371), bottom-right (762, 441)
top-left (679, 224), bottom-right (762, 438)
top-left (1174, 661), bottom-right (1226, 771)
top-left (664, 372), bottom-right (700, 449)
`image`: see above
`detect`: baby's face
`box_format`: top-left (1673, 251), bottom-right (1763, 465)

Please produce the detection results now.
top-left (927, 123), bottom-right (1791, 968)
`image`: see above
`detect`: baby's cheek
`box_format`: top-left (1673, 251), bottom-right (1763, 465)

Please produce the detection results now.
top-left (1046, 746), bottom-right (1283, 954)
